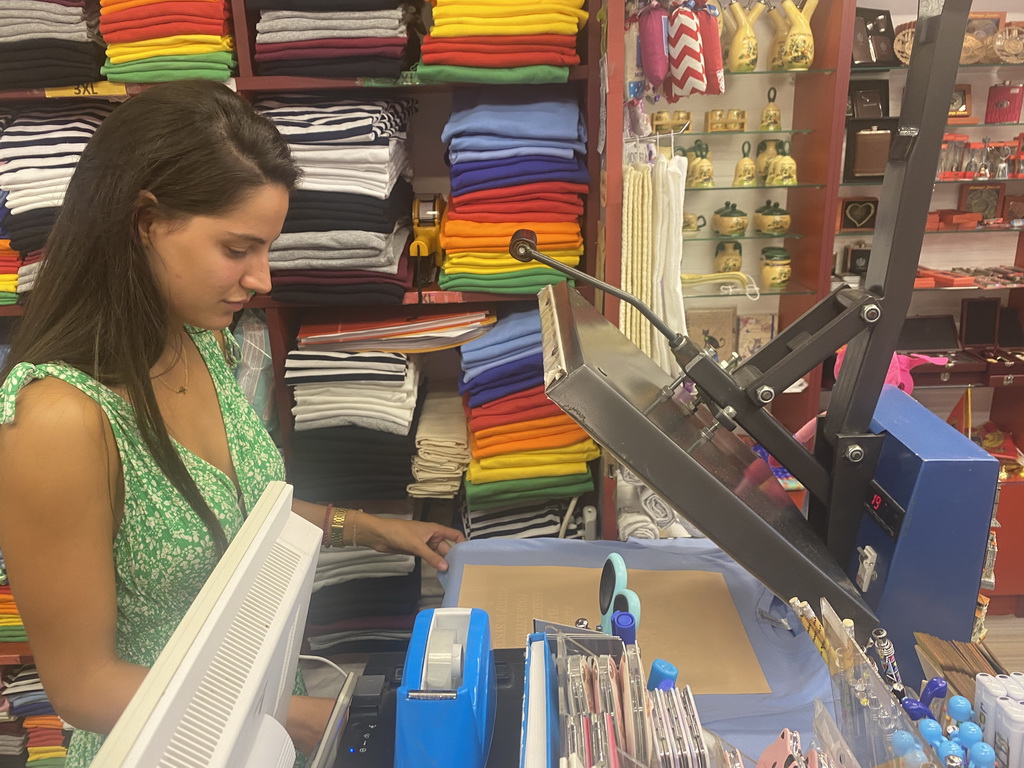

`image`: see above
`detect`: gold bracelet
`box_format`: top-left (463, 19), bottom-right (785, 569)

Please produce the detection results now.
top-left (329, 508), bottom-right (349, 548)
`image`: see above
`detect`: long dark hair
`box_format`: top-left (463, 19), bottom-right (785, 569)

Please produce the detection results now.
top-left (2, 80), bottom-right (298, 555)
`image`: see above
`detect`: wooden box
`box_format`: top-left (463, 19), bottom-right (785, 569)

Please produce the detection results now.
top-left (961, 298), bottom-right (1024, 387)
top-left (896, 315), bottom-right (987, 386)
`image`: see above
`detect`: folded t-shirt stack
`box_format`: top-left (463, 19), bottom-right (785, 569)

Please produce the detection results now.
top-left (251, 1), bottom-right (412, 80)
top-left (0, 240), bottom-right (18, 306)
top-left (0, 102), bottom-right (111, 293)
top-left (459, 308), bottom-right (598, 525)
top-left (407, 382), bottom-right (469, 498)
top-left (258, 97), bottom-right (416, 305)
top-left (418, 0), bottom-right (586, 84)
top-left (0, 0), bottom-right (103, 90)
top-left (0, 717), bottom-right (28, 768)
top-left (0, 587), bottom-right (26, 644)
top-left (438, 87), bottom-right (589, 295)
top-left (22, 716), bottom-right (66, 768)
top-left (98, 0), bottom-right (235, 82)
top-left (285, 350), bottom-right (421, 500)
top-left (0, 667), bottom-right (67, 766)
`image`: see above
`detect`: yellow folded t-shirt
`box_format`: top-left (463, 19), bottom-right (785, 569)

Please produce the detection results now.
top-left (432, 5), bottom-right (588, 23)
top-left (442, 219), bottom-right (581, 238)
top-left (429, 20), bottom-right (579, 37)
top-left (433, 0), bottom-right (585, 8)
top-left (106, 35), bottom-right (234, 64)
top-left (466, 459), bottom-right (589, 484)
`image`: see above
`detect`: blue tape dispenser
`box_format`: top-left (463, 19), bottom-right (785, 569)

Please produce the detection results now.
top-left (395, 607), bottom-right (496, 768)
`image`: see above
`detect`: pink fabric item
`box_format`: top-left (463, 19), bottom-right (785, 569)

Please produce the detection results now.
top-left (637, 2), bottom-right (669, 89)
top-left (665, 5), bottom-right (705, 102)
top-left (834, 346), bottom-right (948, 396)
top-left (694, 0), bottom-right (724, 95)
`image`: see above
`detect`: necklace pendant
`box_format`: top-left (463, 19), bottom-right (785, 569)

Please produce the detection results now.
top-left (176, 386), bottom-right (188, 395)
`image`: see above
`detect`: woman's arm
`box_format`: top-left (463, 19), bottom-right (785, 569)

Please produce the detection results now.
top-left (291, 499), bottom-right (466, 571)
top-left (0, 378), bottom-right (147, 732)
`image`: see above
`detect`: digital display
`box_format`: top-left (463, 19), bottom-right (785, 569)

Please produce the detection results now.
top-left (864, 481), bottom-right (905, 538)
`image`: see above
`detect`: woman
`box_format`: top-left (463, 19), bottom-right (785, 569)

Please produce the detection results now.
top-left (0, 80), bottom-right (465, 766)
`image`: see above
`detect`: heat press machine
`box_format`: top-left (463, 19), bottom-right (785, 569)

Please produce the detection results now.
top-left (394, 608), bottom-right (497, 768)
top-left (508, 0), bottom-right (998, 690)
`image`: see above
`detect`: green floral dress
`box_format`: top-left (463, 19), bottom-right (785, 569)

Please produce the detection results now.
top-left (0, 327), bottom-right (304, 767)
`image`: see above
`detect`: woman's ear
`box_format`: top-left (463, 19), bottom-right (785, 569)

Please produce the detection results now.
top-left (135, 190), bottom-right (160, 247)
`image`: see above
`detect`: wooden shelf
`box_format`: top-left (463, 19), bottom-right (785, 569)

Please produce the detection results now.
top-left (684, 233), bottom-right (805, 241)
top-left (233, 67), bottom-right (589, 94)
top-left (0, 81), bottom-right (152, 102)
top-left (0, 642), bottom-right (33, 665)
top-left (836, 228), bottom-right (1024, 236)
top-left (686, 183), bottom-right (826, 192)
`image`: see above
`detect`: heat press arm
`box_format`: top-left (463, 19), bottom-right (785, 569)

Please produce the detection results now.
top-left (510, 0), bottom-right (973, 642)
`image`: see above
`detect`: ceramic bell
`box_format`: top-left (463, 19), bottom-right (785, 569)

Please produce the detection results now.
top-left (766, 141), bottom-right (798, 186)
top-left (725, 0), bottom-right (759, 73)
top-left (687, 140), bottom-right (715, 188)
top-left (780, 0), bottom-right (814, 70)
top-left (755, 139), bottom-right (778, 181)
top-left (760, 87), bottom-right (782, 131)
top-left (733, 141), bottom-right (757, 187)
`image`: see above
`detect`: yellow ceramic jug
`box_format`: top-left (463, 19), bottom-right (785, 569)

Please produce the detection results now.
top-left (733, 141), bottom-right (757, 186)
top-left (766, 0), bottom-right (790, 71)
top-left (760, 87), bottom-right (782, 131)
top-left (726, 0), bottom-right (758, 73)
top-left (755, 139), bottom-right (778, 181)
top-left (780, 0), bottom-right (814, 70)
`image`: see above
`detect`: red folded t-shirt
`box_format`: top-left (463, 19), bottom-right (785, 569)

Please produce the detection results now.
top-left (446, 209), bottom-right (580, 223)
top-left (255, 44), bottom-right (405, 61)
top-left (422, 34), bottom-right (577, 50)
top-left (450, 181), bottom-right (589, 207)
top-left (255, 37), bottom-right (407, 52)
top-left (102, 19), bottom-right (228, 43)
top-left (99, 0), bottom-right (229, 22)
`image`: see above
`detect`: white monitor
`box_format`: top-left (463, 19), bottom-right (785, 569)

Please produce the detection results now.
top-left (94, 481), bottom-right (323, 768)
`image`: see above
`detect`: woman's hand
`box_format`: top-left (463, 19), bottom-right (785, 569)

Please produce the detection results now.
top-left (355, 514), bottom-right (466, 572)
top-left (286, 695), bottom-right (335, 757)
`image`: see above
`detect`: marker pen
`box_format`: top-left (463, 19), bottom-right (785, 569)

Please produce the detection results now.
top-left (872, 628), bottom-right (905, 698)
top-left (978, 674), bottom-right (1009, 745)
top-left (992, 696), bottom-right (1024, 768)
top-left (611, 611), bottom-right (636, 645)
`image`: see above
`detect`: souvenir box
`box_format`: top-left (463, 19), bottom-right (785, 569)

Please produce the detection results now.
top-left (895, 315), bottom-right (987, 387)
top-left (961, 297), bottom-right (1024, 387)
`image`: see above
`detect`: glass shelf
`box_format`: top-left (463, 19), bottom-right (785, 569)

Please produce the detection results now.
top-left (836, 228), bottom-right (1024, 237)
top-left (727, 68), bottom-right (835, 75)
top-left (687, 183), bottom-right (825, 191)
top-left (684, 233), bottom-right (805, 241)
top-left (946, 121), bottom-right (1024, 128)
top-left (680, 280), bottom-right (816, 299)
top-left (841, 177), bottom-right (1024, 186)
top-left (852, 62), bottom-right (1024, 72)
top-left (675, 128), bottom-right (813, 137)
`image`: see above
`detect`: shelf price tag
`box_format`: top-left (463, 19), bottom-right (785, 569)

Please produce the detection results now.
top-left (43, 81), bottom-right (128, 98)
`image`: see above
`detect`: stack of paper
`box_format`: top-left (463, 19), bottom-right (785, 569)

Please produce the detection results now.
top-left (297, 310), bottom-right (495, 353)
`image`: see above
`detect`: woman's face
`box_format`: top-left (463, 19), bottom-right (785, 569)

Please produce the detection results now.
top-left (141, 183), bottom-right (290, 330)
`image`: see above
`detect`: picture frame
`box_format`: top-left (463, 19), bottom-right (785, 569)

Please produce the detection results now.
top-left (948, 84), bottom-right (973, 122)
top-left (966, 12), bottom-right (1005, 44)
top-left (838, 197), bottom-right (879, 231)
top-left (684, 308), bottom-right (737, 361)
top-left (958, 182), bottom-right (1005, 221)
top-left (1002, 194), bottom-right (1024, 222)
top-left (849, 80), bottom-right (889, 119)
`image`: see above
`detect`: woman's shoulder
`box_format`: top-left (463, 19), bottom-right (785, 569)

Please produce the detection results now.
top-left (0, 374), bottom-right (110, 450)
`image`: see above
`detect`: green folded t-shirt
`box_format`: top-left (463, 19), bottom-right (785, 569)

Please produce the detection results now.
top-left (415, 63), bottom-right (569, 84)
top-left (465, 471), bottom-right (594, 508)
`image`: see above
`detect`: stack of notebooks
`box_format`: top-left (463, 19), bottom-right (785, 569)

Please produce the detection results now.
top-left (250, 1), bottom-right (413, 79)
top-left (0, 0), bottom-right (103, 90)
top-left (438, 87), bottom-right (588, 295)
top-left (98, 0), bottom-right (236, 82)
top-left (459, 308), bottom-right (598, 536)
top-left (258, 97), bottom-right (417, 305)
top-left (418, 0), bottom-right (586, 84)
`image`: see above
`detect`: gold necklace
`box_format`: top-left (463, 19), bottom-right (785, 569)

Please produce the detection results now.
top-left (154, 339), bottom-right (189, 396)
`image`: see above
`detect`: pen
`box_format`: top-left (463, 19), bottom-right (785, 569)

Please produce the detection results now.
top-left (872, 628), bottom-right (905, 699)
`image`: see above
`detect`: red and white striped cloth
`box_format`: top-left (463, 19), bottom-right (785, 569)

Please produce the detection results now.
top-left (665, 4), bottom-right (705, 101)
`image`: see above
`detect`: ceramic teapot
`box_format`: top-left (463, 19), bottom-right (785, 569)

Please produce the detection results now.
top-left (754, 200), bottom-right (792, 235)
top-left (714, 202), bottom-right (749, 236)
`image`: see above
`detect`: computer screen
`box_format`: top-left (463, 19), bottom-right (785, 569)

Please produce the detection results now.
top-left (93, 481), bottom-right (322, 768)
